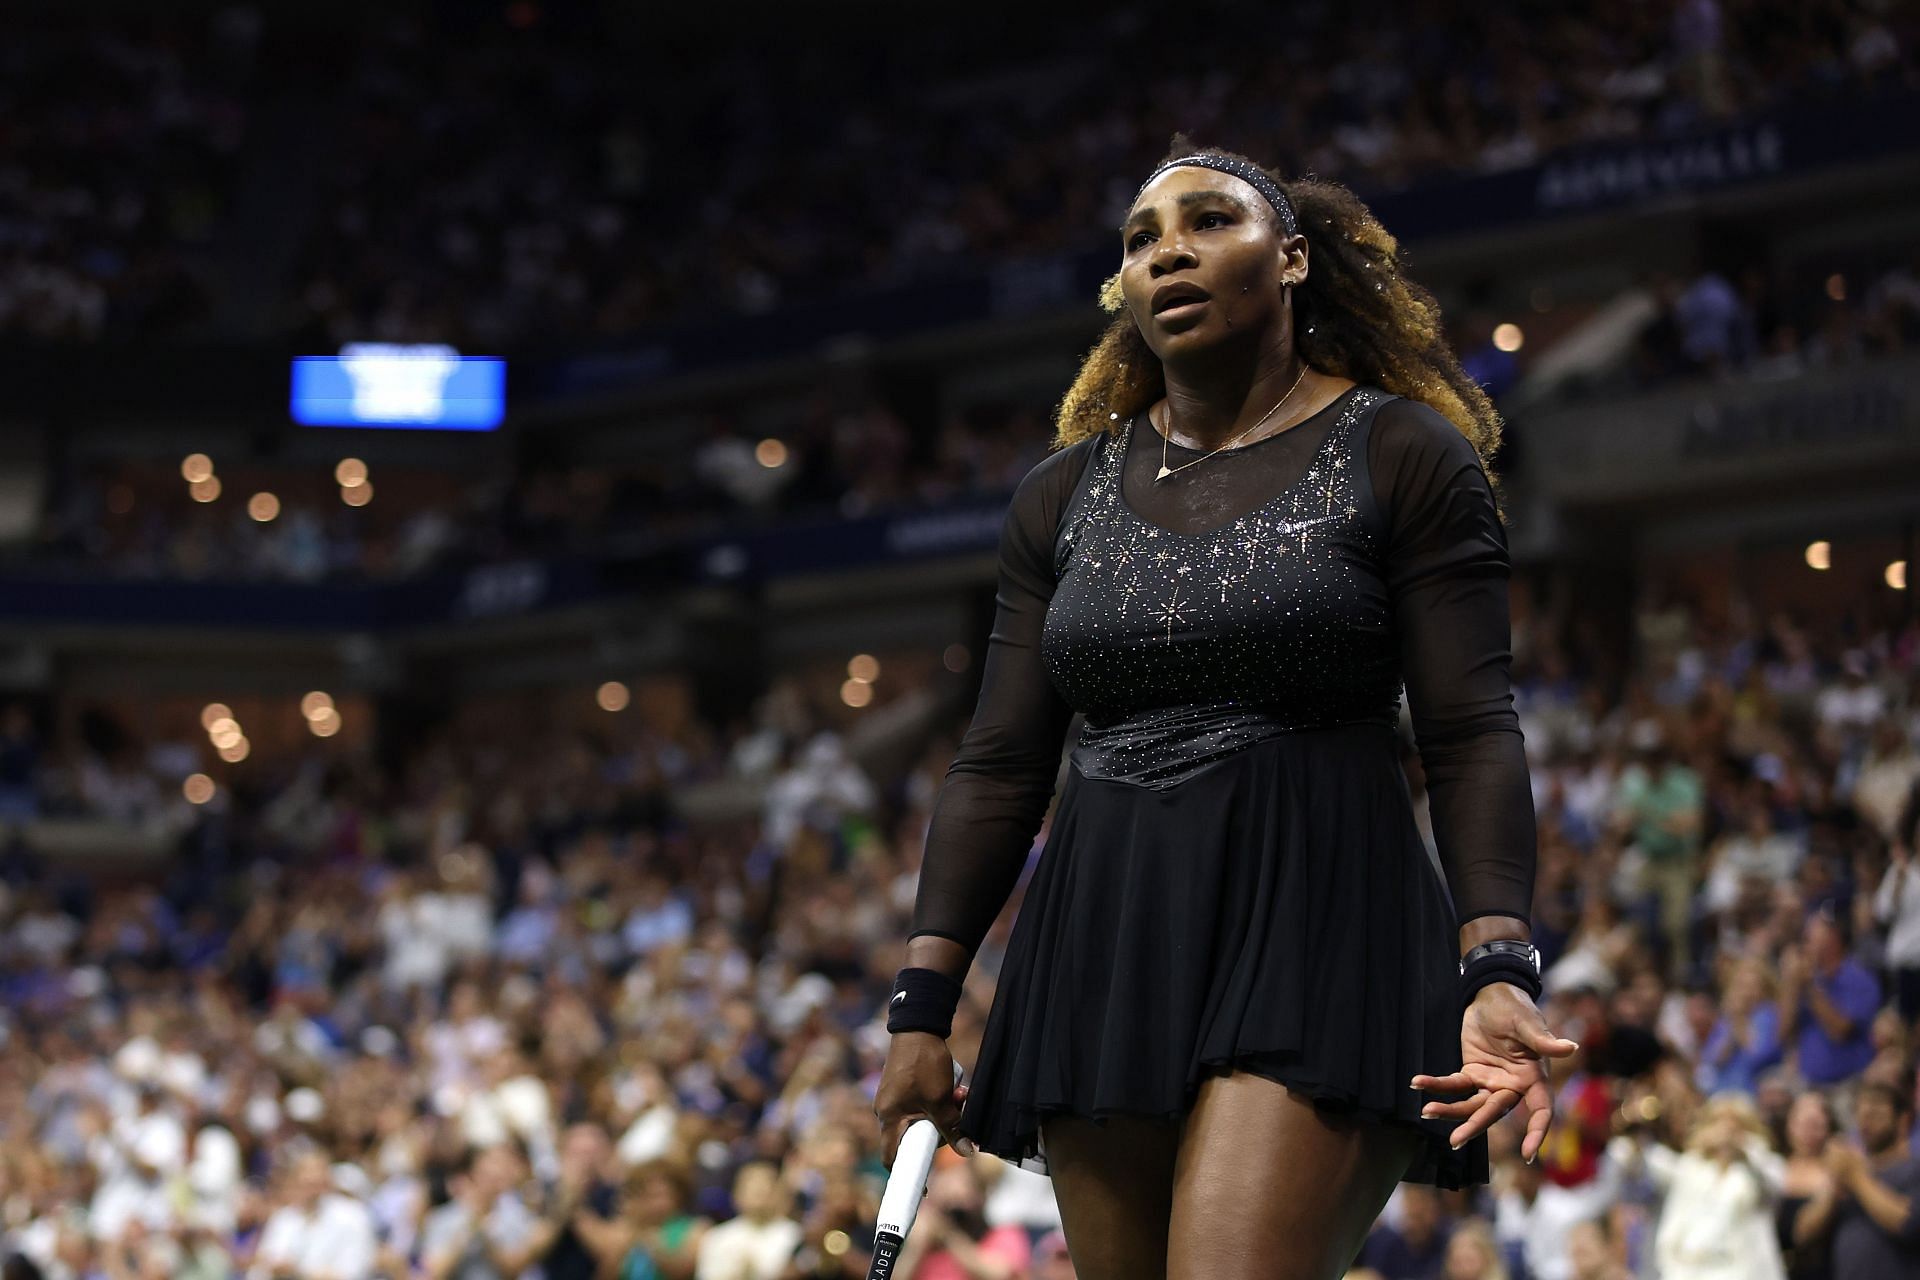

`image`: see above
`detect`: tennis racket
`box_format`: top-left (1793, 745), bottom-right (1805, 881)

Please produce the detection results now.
top-left (867, 1061), bottom-right (965, 1280)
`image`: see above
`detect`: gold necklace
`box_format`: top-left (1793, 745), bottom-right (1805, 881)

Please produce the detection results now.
top-left (1153, 362), bottom-right (1313, 482)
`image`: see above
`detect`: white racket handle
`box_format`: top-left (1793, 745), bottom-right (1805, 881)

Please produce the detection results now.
top-left (876, 1061), bottom-right (965, 1239)
top-left (877, 1118), bottom-right (942, 1238)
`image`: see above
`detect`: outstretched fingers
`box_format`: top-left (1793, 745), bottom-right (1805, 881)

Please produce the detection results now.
top-left (1519, 1076), bottom-right (1556, 1162)
top-left (1410, 1071), bottom-right (1473, 1095)
top-left (1447, 1088), bottom-right (1519, 1150)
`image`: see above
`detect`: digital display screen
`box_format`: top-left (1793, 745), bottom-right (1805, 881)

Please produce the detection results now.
top-left (292, 344), bottom-right (506, 430)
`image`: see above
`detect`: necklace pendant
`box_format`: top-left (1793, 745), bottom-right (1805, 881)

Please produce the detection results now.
top-left (1155, 465), bottom-right (1174, 481)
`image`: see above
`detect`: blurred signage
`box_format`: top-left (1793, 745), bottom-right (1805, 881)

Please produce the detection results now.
top-left (292, 344), bottom-right (506, 430)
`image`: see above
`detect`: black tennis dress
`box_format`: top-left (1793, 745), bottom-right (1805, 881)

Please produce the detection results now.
top-left (911, 382), bottom-right (1537, 1189)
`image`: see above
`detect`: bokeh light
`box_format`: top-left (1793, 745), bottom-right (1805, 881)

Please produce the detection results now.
top-left (840, 679), bottom-right (873, 708)
top-left (248, 492), bottom-right (281, 522)
top-left (597, 681), bottom-right (631, 712)
top-left (756, 438), bottom-right (789, 468)
top-left (847, 654), bottom-right (880, 683)
top-left (335, 458), bottom-right (369, 487)
top-left (342, 483), bottom-right (374, 507)
top-left (1805, 540), bottom-right (1832, 571)
top-left (190, 476), bottom-right (222, 503)
top-left (180, 453), bottom-right (214, 483)
top-left (182, 774), bottom-right (215, 804)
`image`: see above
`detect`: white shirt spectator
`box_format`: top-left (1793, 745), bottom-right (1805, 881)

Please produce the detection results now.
top-left (417, 1191), bottom-right (538, 1280)
top-left (694, 1214), bottom-right (804, 1280)
top-left (251, 1192), bottom-right (377, 1280)
top-left (1702, 827), bottom-right (1804, 913)
top-left (1494, 1155), bottom-right (1623, 1280)
top-left (1876, 861), bottom-right (1920, 970)
top-left (1608, 1134), bottom-right (1787, 1280)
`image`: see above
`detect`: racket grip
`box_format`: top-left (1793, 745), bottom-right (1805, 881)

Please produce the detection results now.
top-left (875, 1062), bottom-right (966, 1238)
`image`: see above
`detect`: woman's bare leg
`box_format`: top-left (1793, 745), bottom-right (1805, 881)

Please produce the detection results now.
top-left (1166, 1071), bottom-right (1422, 1280)
top-left (1039, 1113), bottom-right (1182, 1280)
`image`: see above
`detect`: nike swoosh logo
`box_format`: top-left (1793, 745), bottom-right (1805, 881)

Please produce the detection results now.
top-left (891, 991), bottom-right (907, 1005)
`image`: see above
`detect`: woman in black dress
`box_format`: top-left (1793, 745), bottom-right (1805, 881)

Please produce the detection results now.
top-left (874, 135), bottom-right (1576, 1280)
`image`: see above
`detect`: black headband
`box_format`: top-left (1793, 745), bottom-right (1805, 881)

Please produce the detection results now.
top-left (1135, 154), bottom-right (1299, 238)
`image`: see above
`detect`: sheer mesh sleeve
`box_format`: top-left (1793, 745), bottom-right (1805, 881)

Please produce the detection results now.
top-left (908, 441), bottom-right (1094, 962)
top-left (1370, 398), bottom-right (1537, 928)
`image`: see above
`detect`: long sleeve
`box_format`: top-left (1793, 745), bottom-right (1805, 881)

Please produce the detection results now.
top-left (1371, 398), bottom-right (1536, 926)
top-left (909, 443), bottom-right (1090, 962)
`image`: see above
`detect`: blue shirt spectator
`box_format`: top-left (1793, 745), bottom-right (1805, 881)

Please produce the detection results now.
top-left (1783, 912), bottom-right (1882, 1086)
top-left (1698, 970), bottom-right (1783, 1096)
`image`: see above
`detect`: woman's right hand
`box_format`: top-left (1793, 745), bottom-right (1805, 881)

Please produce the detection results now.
top-left (874, 1032), bottom-right (974, 1166)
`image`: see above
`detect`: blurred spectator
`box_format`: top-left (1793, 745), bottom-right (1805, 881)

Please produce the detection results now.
top-left (1607, 1092), bottom-right (1787, 1278)
top-left (1698, 956), bottom-right (1784, 1096)
top-left (1794, 1082), bottom-right (1920, 1278)
top-left (1877, 838), bottom-right (1920, 1022)
top-left (251, 1152), bottom-right (378, 1280)
top-left (693, 1162), bottom-right (801, 1280)
top-left (895, 1163), bottom-right (1029, 1280)
top-left (1612, 722), bottom-right (1705, 981)
top-left (1439, 1218), bottom-right (1507, 1280)
top-left (1359, 1184), bottom-right (1452, 1279)
top-left (1030, 1229), bottom-right (1073, 1280)
top-left (1781, 910), bottom-right (1881, 1088)
top-left (1777, 1091), bottom-right (1843, 1280)
top-left (417, 1144), bottom-right (544, 1279)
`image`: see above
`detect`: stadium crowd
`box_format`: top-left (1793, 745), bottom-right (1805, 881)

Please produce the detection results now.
top-left (0, 11), bottom-right (257, 342)
top-left (3, 566), bottom-right (1920, 1278)
top-left (278, 0), bottom-right (1920, 348)
top-left (3, 0), bottom-right (1914, 345)
top-left (17, 243), bottom-right (1920, 588)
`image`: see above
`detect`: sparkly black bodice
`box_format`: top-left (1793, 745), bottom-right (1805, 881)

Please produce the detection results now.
top-left (910, 383), bottom-right (1537, 960)
top-left (1044, 387), bottom-right (1400, 786)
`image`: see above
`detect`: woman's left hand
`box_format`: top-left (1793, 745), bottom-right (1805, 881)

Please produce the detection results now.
top-left (1411, 983), bottom-right (1579, 1161)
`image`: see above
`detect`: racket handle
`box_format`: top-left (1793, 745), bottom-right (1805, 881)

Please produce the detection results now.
top-left (875, 1062), bottom-right (965, 1238)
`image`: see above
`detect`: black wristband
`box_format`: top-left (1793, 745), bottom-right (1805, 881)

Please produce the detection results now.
top-left (886, 967), bottom-right (963, 1037)
top-left (1461, 955), bottom-right (1543, 1007)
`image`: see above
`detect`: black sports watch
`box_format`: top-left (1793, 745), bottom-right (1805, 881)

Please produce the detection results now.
top-left (1459, 939), bottom-right (1541, 977)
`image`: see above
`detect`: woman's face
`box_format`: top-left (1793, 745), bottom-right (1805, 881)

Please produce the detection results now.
top-left (1118, 166), bottom-right (1304, 364)
top-left (1443, 1230), bottom-right (1493, 1279)
top-left (1786, 1093), bottom-right (1832, 1154)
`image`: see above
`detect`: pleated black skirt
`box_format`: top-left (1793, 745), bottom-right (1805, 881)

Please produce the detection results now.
top-left (955, 722), bottom-right (1489, 1189)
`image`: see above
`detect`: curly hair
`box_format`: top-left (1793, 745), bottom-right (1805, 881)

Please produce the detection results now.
top-left (1053, 133), bottom-right (1504, 484)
